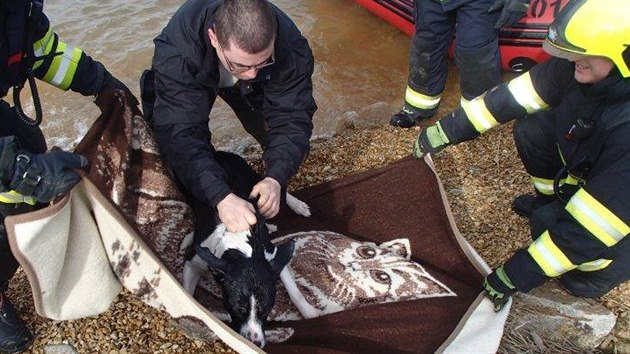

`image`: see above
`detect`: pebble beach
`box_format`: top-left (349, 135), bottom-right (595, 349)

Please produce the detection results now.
top-left (7, 119), bottom-right (629, 353)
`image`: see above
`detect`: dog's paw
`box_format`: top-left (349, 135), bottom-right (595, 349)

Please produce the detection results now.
top-left (286, 193), bottom-right (311, 217)
top-left (266, 223), bottom-right (279, 233)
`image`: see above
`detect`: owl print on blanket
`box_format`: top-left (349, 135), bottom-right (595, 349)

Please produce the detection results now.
top-left (269, 231), bottom-right (456, 320)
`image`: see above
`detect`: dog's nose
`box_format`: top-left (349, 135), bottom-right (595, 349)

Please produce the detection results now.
top-left (248, 331), bottom-right (264, 348)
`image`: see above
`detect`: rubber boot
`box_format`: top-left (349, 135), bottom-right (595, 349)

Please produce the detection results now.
top-left (512, 193), bottom-right (556, 219)
top-left (389, 103), bottom-right (437, 128)
top-left (0, 292), bottom-right (33, 353)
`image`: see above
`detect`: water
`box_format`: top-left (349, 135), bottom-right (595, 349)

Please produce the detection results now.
top-left (17, 0), bottom-right (423, 151)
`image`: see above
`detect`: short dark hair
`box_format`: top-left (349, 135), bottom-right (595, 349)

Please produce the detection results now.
top-left (214, 0), bottom-right (277, 54)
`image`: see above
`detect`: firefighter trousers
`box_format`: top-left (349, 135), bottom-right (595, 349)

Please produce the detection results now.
top-left (513, 112), bottom-right (630, 298)
top-left (409, 0), bottom-right (501, 104)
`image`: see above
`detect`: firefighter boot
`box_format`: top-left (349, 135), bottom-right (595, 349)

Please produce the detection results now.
top-left (389, 103), bottom-right (437, 128)
top-left (0, 292), bottom-right (33, 353)
top-left (512, 193), bottom-right (555, 219)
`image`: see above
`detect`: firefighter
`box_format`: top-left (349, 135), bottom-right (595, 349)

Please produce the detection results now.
top-left (412, 0), bottom-right (630, 311)
top-left (141, 0), bottom-right (316, 235)
top-left (0, 1), bottom-right (132, 352)
top-left (390, 0), bottom-right (530, 128)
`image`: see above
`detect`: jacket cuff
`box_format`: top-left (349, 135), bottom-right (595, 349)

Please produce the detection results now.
top-left (263, 169), bottom-right (288, 189)
top-left (504, 249), bottom-right (551, 293)
top-left (206, 186), bottom-right (233, 209)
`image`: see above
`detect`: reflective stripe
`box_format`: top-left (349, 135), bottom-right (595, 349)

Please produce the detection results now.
top-left (565, 189), bottom-right (629, 247)
top-left (33, 27), bottom-right (55, 70)
top-left (507, 72), bottom-right (550, 114)
top-left (565, 174), bottom-right (580, 186)
top-left (436, 121), bottom-right (450, 144)
top-left (0, 191), bottom-right (37, 205)
top-left (461, 98), bottom-right (498, 133)
top-left (576, 258), bottom-right (612, 272)
top-left (405, 86), bottom-right (441, 110)
top-left (42, 41), bottom-right (83, 90)
top-left (530, 174), bottom-right (582, 196)
top-left (531, 176), bottom-right (555, 195)
top-left (496, 266), bottom-right (515, 289)
top-left (527, 231), bottom-right (576, 277)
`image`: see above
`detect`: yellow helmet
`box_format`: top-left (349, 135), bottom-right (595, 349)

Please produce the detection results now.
top-left (543, 0), bottom-right (630, 78)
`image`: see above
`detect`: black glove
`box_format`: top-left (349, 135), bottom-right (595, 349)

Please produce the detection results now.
top-left (412, 123), bottom-right (451, 159)
top-left (488, 0), bottom-right (529, 29)
top-left (9, 150), bottom-right (88, 203)
top-left (95, 68), bottom-right (139, 110)
top-left (483, 266), bottom-right (517, 312)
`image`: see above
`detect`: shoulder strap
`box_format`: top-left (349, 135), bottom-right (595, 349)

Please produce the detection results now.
top-left (572, 101), bottom-right (630, 177)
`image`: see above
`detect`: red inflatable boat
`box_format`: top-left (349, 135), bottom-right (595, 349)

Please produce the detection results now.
top-left (353, 0), bottom-right (569, 72)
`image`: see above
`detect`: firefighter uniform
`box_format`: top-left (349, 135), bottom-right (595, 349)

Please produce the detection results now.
top-left (0, 0), bottom-right (111, 288)
top-left (414, 0), bottom-right (630, 310)
top-left (392, 0), bottom-right (530, 128)
top-left (406, 0), bottom-right (501, 114)
top-left (418, 55), bottom-right (630, 298)
top-left (1, 1), bottom-right (128, 350)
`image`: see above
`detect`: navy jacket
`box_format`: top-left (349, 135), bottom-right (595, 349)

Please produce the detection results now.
top-left (151, 0), bottom-right (316, 208)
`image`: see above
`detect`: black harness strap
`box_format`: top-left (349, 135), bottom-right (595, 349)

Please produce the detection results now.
top-left (554, 99), bottom-right (630, 203)
top-left (2, 0), bottom-right (45, 126)
top-left (13, 0), bottom-right (44, 126)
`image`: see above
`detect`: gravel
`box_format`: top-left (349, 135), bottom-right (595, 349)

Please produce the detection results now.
top-left (6, 121), bottom-right (628, 353)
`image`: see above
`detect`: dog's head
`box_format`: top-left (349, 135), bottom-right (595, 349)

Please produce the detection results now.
top-left (196, 220), bottom-right (294, 348)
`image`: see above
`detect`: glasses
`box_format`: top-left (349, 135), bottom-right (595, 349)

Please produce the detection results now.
top-left (218, 41), bottom-right (275, 74)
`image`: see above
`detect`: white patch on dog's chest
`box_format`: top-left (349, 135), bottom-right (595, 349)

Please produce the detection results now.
top-left (202, 224), bottom-right (253, 258)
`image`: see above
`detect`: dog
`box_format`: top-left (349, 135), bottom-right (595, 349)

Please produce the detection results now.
top-left (182, 151), bottom-right (314, 348)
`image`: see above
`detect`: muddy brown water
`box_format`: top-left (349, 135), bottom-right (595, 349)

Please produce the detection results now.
top-left (13, 0), bottom-right (462, 151)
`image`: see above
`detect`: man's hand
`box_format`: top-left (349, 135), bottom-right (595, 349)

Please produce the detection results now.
top-left (250, 177), bottom-right (281, 219)
top-left (488, 0), bottom-right (529, 29)
top-left (217, 193), bottom-right (257, 232)
top-left (412, 123), bottom-right (450, 159)
top-left (483, 266), bottom-right (517, 312)
top-left (9, 150), bottom-right (88, 203)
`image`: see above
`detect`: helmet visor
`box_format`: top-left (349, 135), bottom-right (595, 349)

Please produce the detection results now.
top-left (543, 20), bottom-right (587, 60)
top-left (542, 39), bottom-right (580, 60)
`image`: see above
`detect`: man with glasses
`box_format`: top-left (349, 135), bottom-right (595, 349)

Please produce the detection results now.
top-left (141, 0), bottom-right (316, 233)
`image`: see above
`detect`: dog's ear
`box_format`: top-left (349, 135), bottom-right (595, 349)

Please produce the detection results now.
top-left (253, 215), bottom-right (269, 238)
top-left (269, 239), bottom-right (295, 276)
top-left (195, 244), bottom-right (228, 275)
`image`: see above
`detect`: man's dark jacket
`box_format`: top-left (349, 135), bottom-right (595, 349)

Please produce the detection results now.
top-left (151, 0), bottom-right (316, 208)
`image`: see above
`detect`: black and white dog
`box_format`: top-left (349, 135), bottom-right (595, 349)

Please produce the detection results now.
top-left (182, 151), bottom-right (313, 348)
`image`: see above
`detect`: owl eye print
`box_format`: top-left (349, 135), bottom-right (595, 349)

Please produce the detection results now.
top-left (269, 231), bottom-right (456, 321)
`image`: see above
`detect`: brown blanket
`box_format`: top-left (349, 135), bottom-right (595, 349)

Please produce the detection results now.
top-left (6, 91), bottom-right (508, 353)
